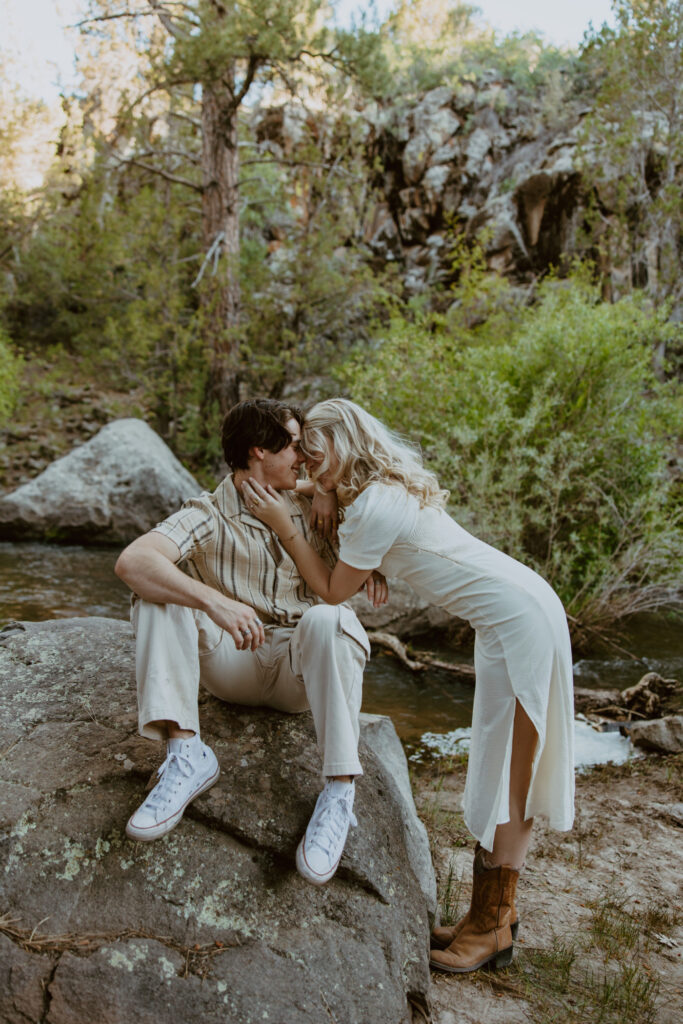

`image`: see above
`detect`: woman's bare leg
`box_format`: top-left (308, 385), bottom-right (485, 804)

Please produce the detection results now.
top-left (490, 700), bottom-right (537, 868)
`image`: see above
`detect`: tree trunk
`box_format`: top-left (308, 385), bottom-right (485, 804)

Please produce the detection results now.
top-left (201, 74), bottom-right (241, 414)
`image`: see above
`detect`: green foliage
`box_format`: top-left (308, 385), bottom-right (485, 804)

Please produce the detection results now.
top-left (237, 118), bottom-right (394, 399)
top-left (380, 0), bottom-right (575, 102)
top-left (0, 326), bottom-right (23, 426)
top-left (240, 225), bottom-right (389, 398)
top-left (341, 266), bottom-right (682, 628)
top-left (0, 149), bottom-right (206, 441)
top-left (578, 1), bottom-right (683, 300)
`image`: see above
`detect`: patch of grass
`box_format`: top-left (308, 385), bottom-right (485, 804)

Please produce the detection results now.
top-left (512, 939), bottom-right (660, 1024)
top-left (505, 887), bottom-right (664, 1024)
top-left (579, 753), bottom-right (683, 798)
top-left (416, 772), bottom-right (471, 847)
top-left (438, 857), bottom-right (467, 926)
top-left (520, 938), bottom-right (577, 994)
top-left (545, 807), bottom-right (598, 868)
top-left (436, 752), bottom-right (469, 773)
top-left (579, 961), bottom-right (660, 1024)
top-left (587, 892), bottom-right (640, 959)
top-left (636, 897), bottom-right (679, 938)
top-left (420, 800), bottom-right (470, 845)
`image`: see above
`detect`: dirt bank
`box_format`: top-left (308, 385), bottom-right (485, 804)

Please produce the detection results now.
top-left (413, 753), bottom-right (683, 1024)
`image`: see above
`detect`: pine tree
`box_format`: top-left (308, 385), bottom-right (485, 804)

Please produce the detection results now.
top-left (78, 0), bottom-right (385, 412)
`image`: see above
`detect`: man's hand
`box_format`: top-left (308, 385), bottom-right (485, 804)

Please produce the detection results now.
top-left (115, 532), bottom-right (265, 651)
top-left (203, 592), bottom-right (266, 651)
top-left (310, 488), bottom-right (339, 540)
top-left (363, 571), bottom-right (389, 608)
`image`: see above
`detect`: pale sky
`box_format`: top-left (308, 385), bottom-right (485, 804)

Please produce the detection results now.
top-left (3, 0), bottom-right (617, 106)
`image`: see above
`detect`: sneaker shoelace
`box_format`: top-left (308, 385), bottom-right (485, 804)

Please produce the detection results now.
top-left (307, 793), bottom-right (357, 863)
top-left (144, 749), bottom-right (195, 816)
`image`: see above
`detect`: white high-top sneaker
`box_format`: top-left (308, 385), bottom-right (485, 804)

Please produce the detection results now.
top-left (296, 780), bottom-right (357, 885)
top-left (126, 735), bottom-right (219, 841)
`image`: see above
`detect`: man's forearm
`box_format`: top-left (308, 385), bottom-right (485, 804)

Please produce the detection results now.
top-left (115, 532), bottom-right (266, 650)
top-left (115, 534), bottom-right (214, 612)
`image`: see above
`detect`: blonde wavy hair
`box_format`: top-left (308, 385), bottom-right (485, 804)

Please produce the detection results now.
top-left (302, 399), bottom-right (449, 509)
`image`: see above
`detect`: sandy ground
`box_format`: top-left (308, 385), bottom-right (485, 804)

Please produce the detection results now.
top-left (412, 753), bottom-right (683, 1024)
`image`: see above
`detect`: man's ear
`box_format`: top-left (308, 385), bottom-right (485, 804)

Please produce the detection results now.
top-left (249, 445), bottom-right (266, 463)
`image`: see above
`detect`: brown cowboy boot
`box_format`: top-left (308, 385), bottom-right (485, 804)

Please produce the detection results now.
top-left (431, 845), bottom-right (519, 950)
top-left (429, 853), bottom-right (519, 973)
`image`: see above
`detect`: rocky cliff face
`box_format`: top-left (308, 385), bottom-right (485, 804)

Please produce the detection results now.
top-left (251, 74), bottom-right (671, 306)
top-left (358, 80), bottom-right (586, 292)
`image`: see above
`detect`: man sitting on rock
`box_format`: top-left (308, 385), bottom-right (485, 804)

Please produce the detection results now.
top-left (115, 398), bottom-right (383, 885)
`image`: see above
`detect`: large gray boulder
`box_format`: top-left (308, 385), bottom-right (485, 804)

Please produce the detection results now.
top-left (0, 618), bottom-right (434, 1024)
top-left (0, 419), bottom-right (200, 545)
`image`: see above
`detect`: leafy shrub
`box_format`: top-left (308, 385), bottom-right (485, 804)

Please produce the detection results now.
top-left (0, 327), bottom-right (23, 426)
top-left (341, 274), bottom-right (681, 631)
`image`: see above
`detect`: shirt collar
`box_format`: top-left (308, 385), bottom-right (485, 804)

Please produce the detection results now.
top-left (215, 474), bottom-right (308, 531)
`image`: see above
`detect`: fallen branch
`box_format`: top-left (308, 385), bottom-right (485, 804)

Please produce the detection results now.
top-left (0, 912), bottom-right (240, 973)
top-left (367, 631), bottom-right (476, 682)
top-left (586, 704), bottom-right (648, 720)
top-left (413, 649), bottom-right (476, 681)
top-left (367, 631), bottom-right (425, 671)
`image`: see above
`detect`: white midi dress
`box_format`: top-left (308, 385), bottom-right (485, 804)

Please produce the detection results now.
top-left (338, 483), bottom-right (575, 851)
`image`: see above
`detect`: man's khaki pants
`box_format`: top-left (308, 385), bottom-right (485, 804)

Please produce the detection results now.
top-left (132, 600), bottom-right (370, 778)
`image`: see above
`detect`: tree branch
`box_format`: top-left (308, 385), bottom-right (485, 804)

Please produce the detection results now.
top-left (74, 11), bottom-right (147, 28)
top-left (234, 54), bottom-right (261, 106)
top-left (114, 156), bottom-right (203, 192)
top-left (127, 147), bottom-right (201, 164)
top-left (147, 0), bottom-right (191, 40)
top-left (168, 110), bottom-right (201, 129)
top-left (241, 156), bottom-right (359, 178)
top-left (366, 631), bottom-right (476, 682)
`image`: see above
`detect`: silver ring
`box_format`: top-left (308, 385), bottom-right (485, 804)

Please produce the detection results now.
top-left (254, 617), bottom-right (263, 626)
top-left (241, 628), bottom-right (252, 636)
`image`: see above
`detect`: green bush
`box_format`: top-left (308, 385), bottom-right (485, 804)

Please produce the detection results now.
top-left (0, 327), bottom-right (23, 426)
top-left (341, 275), bottom-right (682, 631)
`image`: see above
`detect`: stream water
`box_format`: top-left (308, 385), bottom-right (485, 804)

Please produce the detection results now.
top-left (2, 541), bottom-right (681, 766)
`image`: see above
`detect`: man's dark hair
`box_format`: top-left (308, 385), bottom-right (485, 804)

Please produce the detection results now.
top-left (221, 398), bottom-right (303, 470)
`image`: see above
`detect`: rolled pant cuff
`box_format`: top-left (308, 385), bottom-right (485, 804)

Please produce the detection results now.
top-left (139, 705), bottom-right (200, 740)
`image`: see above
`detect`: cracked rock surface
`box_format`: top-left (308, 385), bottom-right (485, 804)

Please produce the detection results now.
top-left (0, 617), bottom-right (433, 1023)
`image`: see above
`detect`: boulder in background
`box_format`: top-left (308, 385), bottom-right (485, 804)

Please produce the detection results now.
top-left (0, 419), bottom-right (200, 545)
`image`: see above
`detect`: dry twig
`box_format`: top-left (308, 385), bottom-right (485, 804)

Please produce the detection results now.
top-left (367, 631), bottom-right (475, 682)
top-left (0, 913), bottom-right (240, 978)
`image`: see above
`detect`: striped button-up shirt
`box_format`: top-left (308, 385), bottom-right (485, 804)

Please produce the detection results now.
top-left (152, 475), bottom-right (335, 627)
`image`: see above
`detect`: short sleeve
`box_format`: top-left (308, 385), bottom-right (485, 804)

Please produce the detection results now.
top-left (151, 499), bottom-right (216, 562)
top-left (338, 484), bottom-right (416, 570)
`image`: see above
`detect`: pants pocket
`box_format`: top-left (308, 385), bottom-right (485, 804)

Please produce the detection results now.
top-left (337, 605), bottom-right (371, 660)
top-left (196, 611), bottom-right (224, 657)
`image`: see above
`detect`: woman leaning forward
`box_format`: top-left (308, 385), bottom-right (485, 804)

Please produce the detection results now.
top-left (242, 398), bottom-right (575, 975)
